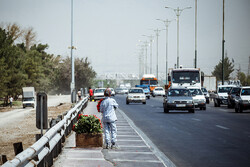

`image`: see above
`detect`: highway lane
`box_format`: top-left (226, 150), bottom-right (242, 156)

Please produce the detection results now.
top-left (114, 94), bottom-right (250, 167)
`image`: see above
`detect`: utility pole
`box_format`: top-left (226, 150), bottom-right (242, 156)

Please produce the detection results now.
top-left (166, 6), bottom-right (191, 68)
top-left (154, 29), bottom-right (161, 79)
top-left (143, 35), bottom-right (154, 74)
top-left (144, 41), bottom-right (149, 74)
top-left (70, 0), bottom-right (76, 103)
top-left (157, 19), bottom-right (174, 85)
top-left (222, 0), bottom-right (225, 85)
top-left (195, 0), bottom-right (198, 68)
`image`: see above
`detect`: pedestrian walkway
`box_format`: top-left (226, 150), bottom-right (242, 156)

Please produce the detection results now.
top-left (53, 101), bottom-right (172, 167)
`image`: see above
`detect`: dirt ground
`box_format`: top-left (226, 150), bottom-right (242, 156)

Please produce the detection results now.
top-left (0, 103), bottom-right (72, 162)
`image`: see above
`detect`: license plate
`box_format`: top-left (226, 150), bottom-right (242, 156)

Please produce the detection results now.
top-left (176, 104), bottom-right (186, 107)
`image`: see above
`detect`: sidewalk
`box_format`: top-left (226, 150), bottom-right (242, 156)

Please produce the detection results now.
top-left (53, 101), bottom-right (171, 167)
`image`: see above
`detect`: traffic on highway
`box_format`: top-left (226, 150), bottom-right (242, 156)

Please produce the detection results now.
top-left (91, 68), bottom-right (250, 167)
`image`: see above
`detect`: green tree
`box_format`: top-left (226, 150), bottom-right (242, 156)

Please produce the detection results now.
top-left (212, 57), bottom-right (234, 81)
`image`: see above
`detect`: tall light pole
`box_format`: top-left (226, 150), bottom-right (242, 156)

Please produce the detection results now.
top-left (144, 41), bottom-right (149, 74)
top-left (70, 0), bottom-right (76, 103)
top-left (195, 0), bottom-right (198, 68)
top-left (142, 35), bottom-right (154, 74)
top-left (165, 6), bottom-right (191, 68)
top-left (222, 0), bottom-right (225, 85)
top-left (153, 29), bottom-right (161, 79)
top-left (157, 19), bottom-right (174, 85)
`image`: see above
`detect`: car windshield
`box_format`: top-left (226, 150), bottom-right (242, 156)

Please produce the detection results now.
top-left (94, 89), bottom-right (105, 93)
top-left (155, 88), bottom-right (163, 91)
top-left (218, 87), bottom-right (232, 93)
top-left (129, 89), bottom-right (143, 93)
top-left (231, 88), bottom-right (240, 94)
top-left (140, 80), bottom-right (158, 85)
top-left (172, 71), bottom-right (200, 83)
top-left (189, 89), bottom-right (203, 95)
top-left (168, 89), bottom-right (190, 97)
top-left (23, 98), bottom-right (34, 101)
top-left (241, 88), bottom-right (250, 95)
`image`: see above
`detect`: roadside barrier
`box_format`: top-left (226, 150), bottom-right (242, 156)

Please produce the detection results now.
top-left (2, 96), bottom-right (89, 167)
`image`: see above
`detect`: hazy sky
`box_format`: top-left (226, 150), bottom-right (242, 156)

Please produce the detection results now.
top-left (1, 0), bottom-right (249, 77)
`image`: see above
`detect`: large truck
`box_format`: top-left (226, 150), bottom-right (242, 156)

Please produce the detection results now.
top-left (167, 67), bottom-right (201, 88)
top-left (22, 87), bottom-right (35, 108)
top-left (203, 76), bottom-right (217, 92)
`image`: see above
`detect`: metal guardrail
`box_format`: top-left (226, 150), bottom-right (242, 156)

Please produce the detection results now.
top-left (2, 96), bottom-right (89, 167)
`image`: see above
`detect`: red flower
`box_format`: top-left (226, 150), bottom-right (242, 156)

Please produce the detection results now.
top-left (97, 99), bottom-right (104, 112)
top-left (72, 124), bottom-right (75, 131)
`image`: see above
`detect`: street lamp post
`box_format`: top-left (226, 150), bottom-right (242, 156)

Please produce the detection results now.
top-left (165, 6), bottom-right (191, 69)
top-left (70, 0), bottom-right (76, 103)
top-left (222, 0), bottom-right (225, 85)
top-left (144, 41), bottom-right (149, 74)
top-left (157, 19), bottom-right (174, 85)
top-left (142, 35), bottom-right (154, 74)
top-left (154, 29), bottom-right (161, 79)
top-left (195, 0), bottom-right (198, 68)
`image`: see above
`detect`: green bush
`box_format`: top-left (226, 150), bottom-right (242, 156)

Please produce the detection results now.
top-left (73, 114), bottom-right (102, 134)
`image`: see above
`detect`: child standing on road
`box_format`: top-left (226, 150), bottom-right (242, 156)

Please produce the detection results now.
top-left (100, 88), bottom-right (119, 149)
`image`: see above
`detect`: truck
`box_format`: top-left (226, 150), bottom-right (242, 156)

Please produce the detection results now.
top-left (167, 67), bottom-right (201, 88)
top-left (22, 87), bottom-right (35, 108)
top-left (203, 76), bottom-right (217, 92)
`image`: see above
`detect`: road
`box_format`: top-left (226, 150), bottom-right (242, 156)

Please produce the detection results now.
top-left (113, 94), bottom-right (250, 167)
top-left (0, 95), bottom-right (70, 128)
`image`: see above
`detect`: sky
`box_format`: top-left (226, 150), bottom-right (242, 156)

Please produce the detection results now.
top-left (0, 0), bottom-right (250, 78)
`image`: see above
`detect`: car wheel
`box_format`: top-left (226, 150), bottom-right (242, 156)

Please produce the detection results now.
top-left (203, 107), bottom-right (206, 110)
top-left (200, 107), bottom-right (203, 110)
top-left (143, 102), bottom-right (146, 104)
top-left (235, 105), bottom-right (239, 113)
top-left (126, 100), bottom-right (129, 105)
top-left (217, 102), bottom-right (220, 107)
top-left (239, 105), bottom-right (243, 113)
top-left (206, 100), bottom-right (210, 104)
top-left (189, 109), bottom-right (195, 113)
top-left (164, 107), bottom-right (169, 113)
top-left (214, 99), bottom-right (218, 107)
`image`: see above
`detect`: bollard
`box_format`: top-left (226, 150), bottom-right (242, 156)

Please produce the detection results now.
top-left (0, 155), bottom-right (7, 165)
top-left (13, 142), bottom-right (23, 156)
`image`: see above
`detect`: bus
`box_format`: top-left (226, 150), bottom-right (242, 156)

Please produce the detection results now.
top-left (140, 74), bottom-right (158, 92)
top-left (168, 68), bottom-right (201, 88)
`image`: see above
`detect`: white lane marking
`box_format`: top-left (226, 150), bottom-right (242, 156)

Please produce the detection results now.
top-left (113, 159), bottom-right (161, 163)
top-left (117, 135), bottom-right (140, 137)
top-left (108, 151), bottom-right (153, 155)
top-left (192, 118), bottom-right (201, 121)
top-left (216, 125), bottom-right (229, 130)
top-left (118, 139), bottom-right (143, 142)
top-left (118, 145), bottom-right (148, 148)
top-left (219, 109), bottom-right (228, 112)
top-left (67, 158), bottom-right (105, 161)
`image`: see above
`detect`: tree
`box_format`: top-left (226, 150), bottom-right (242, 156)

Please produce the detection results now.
top-left (23, 27), bottom-right (36, 50)
top-left (212, 57), bottom-right (234, 81)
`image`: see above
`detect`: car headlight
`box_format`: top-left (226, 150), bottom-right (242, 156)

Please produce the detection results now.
top-left (201, 99), bottom-right (206, 103)
top-left (128, 95), bottom-right (133, 98)
top-left (141, 95), bottom-right (145, 98)
top-left (187, 100), bottom-right (193, 104)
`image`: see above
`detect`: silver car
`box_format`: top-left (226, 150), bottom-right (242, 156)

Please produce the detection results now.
top-left (126, 88), bottom-right (146, 104)
top-left (163, 87), bottom-right (195, 113)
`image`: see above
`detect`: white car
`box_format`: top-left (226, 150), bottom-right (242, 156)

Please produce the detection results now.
top-left (93, 88), bottom-right (106, 101)
top-left (152, 87), bottom-right (165, 97)
top-left (126, 88), bottom-right (146, 104)
top-left (110, 88), bottom-right (115, 96)
top-left (187, 87), bottom-right (206, 110)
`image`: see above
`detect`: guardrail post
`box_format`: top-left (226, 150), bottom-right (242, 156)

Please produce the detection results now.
top-left (13, 142), bottom-right (23, 156)
top-left (45, 151), bottom-right (53, 167)
top-left (0, 155), bottom-right (7, 165)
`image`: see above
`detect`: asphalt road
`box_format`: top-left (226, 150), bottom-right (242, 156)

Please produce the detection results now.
top-left (113, 94), bottom-right (250, 167)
